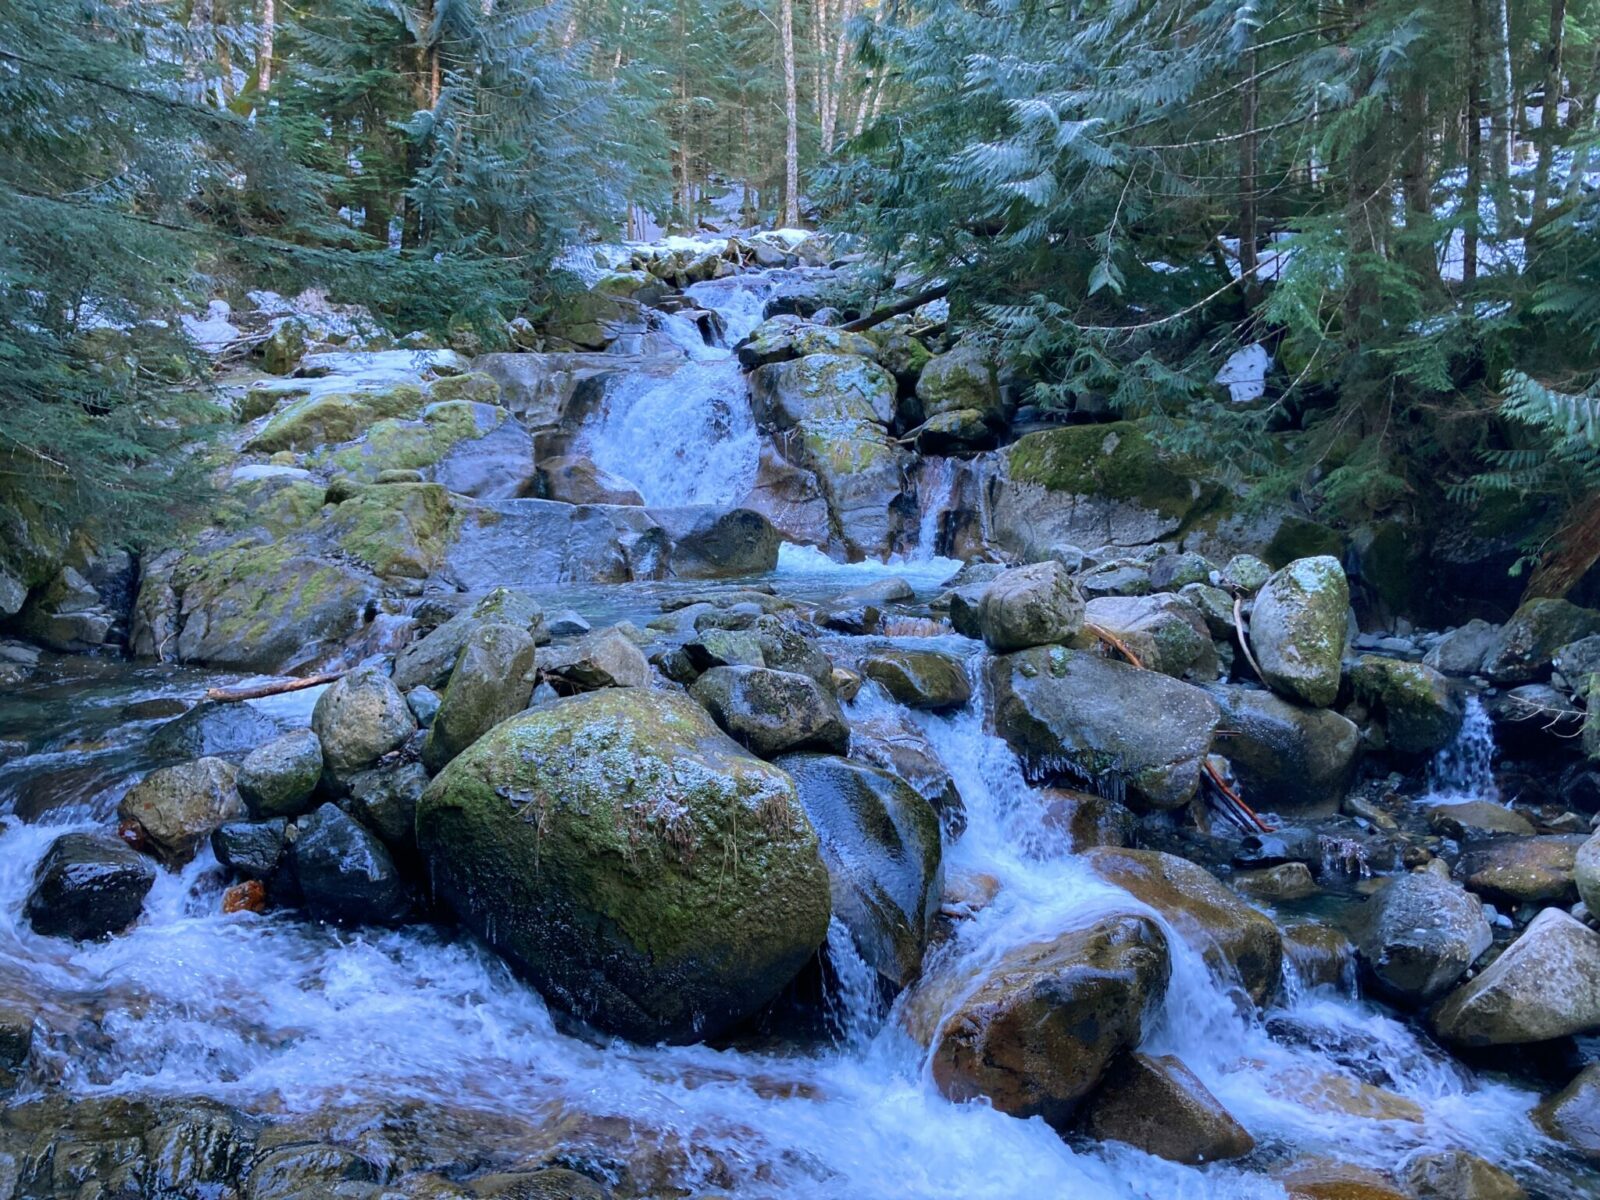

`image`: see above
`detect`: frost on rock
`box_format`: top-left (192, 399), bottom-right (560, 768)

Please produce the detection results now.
top-left (181, 300), bottom-right (242, 353)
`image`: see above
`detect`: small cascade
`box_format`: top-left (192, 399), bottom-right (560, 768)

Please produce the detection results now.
top-left (823, 917), bottom-right (886, 1052)
top-left (912, 457), bottom-right (959, 561)
top-left (1425, 694), bottom-right (1499, 802)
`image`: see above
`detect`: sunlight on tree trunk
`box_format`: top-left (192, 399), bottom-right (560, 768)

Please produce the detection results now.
top-left (782, 0), bottom-right (799, 226)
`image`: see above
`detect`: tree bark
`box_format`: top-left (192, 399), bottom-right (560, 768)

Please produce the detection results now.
top-left (1238, 43), bottom-right (1259, 302)
top-left (782, 0), bottom-right (800, 226)
top-left (1487, 0), bottom-right (1514, 229)
top-left (1465, 0), bottom-right (1485, 285)
top-left (258, 0), bottom-right (274, 94)
top-left (839, 282), bottom-right (951, 332)
top-left (1524, 490), bottom-right (1600, 601)
top-left (1532, 0), bottom-right (1568, 222)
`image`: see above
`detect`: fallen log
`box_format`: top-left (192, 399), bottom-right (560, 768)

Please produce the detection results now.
top-left (203, 672), bottom-right (343, 703)
top-left (838, 282), bottom-right (951, 333)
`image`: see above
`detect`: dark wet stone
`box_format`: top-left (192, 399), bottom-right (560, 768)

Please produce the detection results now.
top-left (149, 701), bottom-right (282, 760)
top-left (289, 803), bottom-right (409, 926)
top-left (212, 819), bottom-right (288, 880)
top-left (25, 832), bottom-right (156, 941)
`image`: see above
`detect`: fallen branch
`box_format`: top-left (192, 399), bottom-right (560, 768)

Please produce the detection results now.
top-left (1233, 594), bottom-right (1265, 681)
top-left (204, 672), bottom-right (343, 703)
top-left (839, 282), bottom-right (951, 333)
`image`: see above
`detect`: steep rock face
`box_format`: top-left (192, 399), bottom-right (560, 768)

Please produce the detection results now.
top-left (988, 647), bottom-right (1220, 811)
top-left (901, 913), bottom-right (1170, 1130)
top-left (415, 688), bottom-right (832, 1043)
top-left (1248, 556), bottom-right (1350, 708)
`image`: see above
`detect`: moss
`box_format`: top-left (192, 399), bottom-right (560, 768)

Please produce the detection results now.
top-left (328, 482), bottom-right (455, 579)
top-left (1349, 655), bottom-right (1463, 756)
top-left (1006, 422), bottom-right (1200, 517)
top-left (798, 419), bottom-right (892, 475)
top-left (323, 401), bottom-right (501, 479)
top-left (215, 479), bottom-right (327, 537)
top-left (246, 384), bottom-right (427, 453)
top-left (426, 372), bottom-right (503, 405)
top-left (1263, 516), bottom-right (1345, 566)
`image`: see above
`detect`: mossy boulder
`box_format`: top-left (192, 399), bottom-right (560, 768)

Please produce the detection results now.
top-left (118, 757), bottom-right (245, 864)
top-left (394, 587), bottom-right (546, 691)
top-left (860, 649), bottom-right (971, 712)
top-left (978, 561), bottom-right (1085, 652)
top-left (312, 665), bottom-right (417, 778)
top-left (215, 476), bottom-right (327, 539)
top-left (751, 353), bottom-right (897, 428)
top-left (690, 665), bottom-right (849, 758)
top-left (1349, 656), bottom-right (1465, 756)
top-left (415, 688), bottom-right (833, 1042)
top-left (1484, 598), bottom-right (1600, 685)
top-left (1248, 556), bottom-right (1350, 708)
top-left (916, 341), bottom-right (1004, 425)
top-left (420, 622), bottom-right (538, 773)
top-left (324, 482), bottom-right (455, 579)
top-left (238, 730), bottom-right (323, 818)
top-left (425, 371), bottom-right (502, 405)
top-left (917, 408), bottom-right (997, 454)
top-left (324, 402), bottom-right (507, 481)
top-left (246, 384), bottom-right (426, 453)
top-left (1084, 594), bottom-right (1218, 681)
top-left (735, 319), bottom-right (879, 369)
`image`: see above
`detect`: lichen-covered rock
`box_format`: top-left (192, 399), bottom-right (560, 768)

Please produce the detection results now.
top-left (1082, 1052), bottom-right (1254, 1165)
top-left (1248, 556), bottom-right (1350, 707)
top-left (1424, 619), bottom-right (1501, 677)
top-left (1485, 598), bottom-right (1600, 685)
top-left (322, 482), bottom-right (455, 580)
top-left (916, 341), bottom-right (1004, 426)
top-left (774, 753), bottom-right (943, 986)
top-left (1459, 835), bottom-right (1584, 906)
top-left (978, 561), bottom-right (1085, 652)
top-left (326, 401), bottom-right (535, 501)
top-left (539, 627), bottom-right (650, 691)
top-left (246, 384), bottom-right (427, 453)
top-left (415, 688), bottom-right (832, 1042)
top-left (1083, 593), bottom-right (1218, 680)
top-left (901, 913), bottom-right (1170, 1130)
top-left (26, 833), bottom-right (156, 941)
top-left (917, 409), bottom-right (997, 454)
top-left (311, 666), bottom-right (417, 778)
top-left (751, 353), bottom-right (897, 428)
top-left (735, 319), bottom-right (878, 369)
top-left (289, 803), bottom-right (409, 926)
top-left (394, 587), bottom-right (546, 692)
top-left (1432, 908), bottom-right (1600, 1046)
top-left (421, 623), bottom-right (538, 773)
top-left (1085, 846), bottom-right (1283, 1006)
top-left (238, 730), bottom-right (323, 818)
top-left (1349, 656), bottom-right (1464, 756)
top-left (119, 757), bottom-right (245, 863)
top-left (860, 649), bottom-right (971, 711)
top-left (1209, 686), bottom-right (1360, 816)
top-left (691, 665), bottom-right (849, 758)
top-left (989, 647), bottom-right (1220, 811)
top-left (1355, 873), bottom-right (1491, 1005)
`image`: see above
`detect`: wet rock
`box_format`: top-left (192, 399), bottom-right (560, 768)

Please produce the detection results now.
top-left (407, 685), bottom-right (442, 728)
top-left (1534, 1062), bottom-right (1600, 1162)
top-left (989, 647), bottom-right (1220, 811)
top-left (1275, 1158), bottom-right (1411, 1200)
top-left (1459, 835), bottom-right (1585, 906)
top-left (1484, 598), bottom-right (1600, 684)
top-left (1579, 830), bottom-right (1600, 919)
top-left (690, 665), bottom-right (849, 758)
top-left (978, 561), bottom-right (1086, 652)
top-left (539, 627), bottom-right (650, 691)
top-left (1209, 686), bottom-right (1360, 816)
top-left (421, 622), bottom-right (538, 772)
top-left (1355, 872), bottom-right (1491, 1005)
top-left (1082, 1052), bottom-right (1254, 1165)
top-left (1282, 923), bottom-right (1355, 993)
top-left (311, 666), bottom-right (417, 778)
top-left (683, 627), bottom-right (766, 672)
top-left (741, 445), bottom-right (832, 547)
top-left (145, 1101), bottom-right (258, 1198)
top-left (1403, 1149), bottom-right (1528, 1200)
top-left (916, 341), bottom-right (1005, 427)
top-left (534, 454), bottom-right (645, 506)
top-left (860, 649), bottom-right (971, 712)
top-left (1232, 862), bottom-right (1318, 902)
top-left (290, 803), bottom-right (409, 926)
top-left (1348, 656), bottom-right (1464, 756)
top-left (1083, 593), bottom-right (1217, 680)
top-left (945, 583), bottom-right (988, 641)
top-left (1424, 619), bottom-right (1501, 676)
top-left (1077, 561), bottom-right (1152, 599)
top-left (149, 700), bottom-right (283, 760)
top-left (212, 818), bottom-right (288, 879)
top-left (246, 1142), bottom-right (379, 1200)
top-left (1247, 556), bottom-right (1350, 707)
top-left (467, 1168), bottom-right (611, 1199)
top-left (344, 761), bottom-right (428, 854)
top-left (1084, 847), bottom-right (1283, 1006)
top-left (848, 712), bottom-right (966, 837)
top-left (394, 588), bottom-right (547, 692)
top-left (917, 408), bottom-right (997, 453)
top-left (1432, 908), bottom-right (1600, 1045)
top-left (119, 757), bottom-right (246, 863)
top-left (1040, 788), bottom-right (1135, 852)
top-left (26, 833), bottom-right (156, 940)
top-left (775, 754), bottom-right (943, 986)
top-left (1427, 801), bottom-right (1534, 840)
top-left (416, 688), bottom-right (832, 1042)
top-left (1222, 554), bottom-right (1272, 593)
top-left (238, 730), bottom-right (324, 818)
top-left (903, 913), bottom-right (1170, 1130)
top-left (0, 1003), bottom-right (33, 1084)
top-left (650, 506), bottom-right (783, 579)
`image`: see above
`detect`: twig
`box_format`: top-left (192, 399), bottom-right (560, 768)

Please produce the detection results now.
top-left (204, 672), bottom-right (343, 703)
top-left (1233, 594), bottom-right (1264, 681)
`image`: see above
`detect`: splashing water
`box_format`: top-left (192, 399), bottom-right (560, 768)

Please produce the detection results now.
top-left (824, 917), bottom-right (886, 1053)
top-left (913, 457), bottom-right (958, 561)
top-left (1425, 694), bottom-right (1500, 802)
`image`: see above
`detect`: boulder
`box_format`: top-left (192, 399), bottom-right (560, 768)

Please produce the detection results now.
top-left (290, 803), bottom-right (409, 926)
top-left (1354, 873), bottom-right (1491, 1005)
top-left (246, 384), bottom-right (427, 454)
top-left (1221, 554), bottom-right (1272, 593)
top-left (774, 754), bottom-right (943, 986)
top-left (1459, 835), bottom-right (1584, 906)
top-left (211, 819), bottom-right (287, 880)
top-left (1083, 593), bottom-right (1217, 680)
top-left (1040, 788), bottom-right (1135, 852)
top-left (311, 666), bottom-right (417, 778)
top-left (902, 913), bottom-right (1170, 1130)
top-left (1148, 552), bottom-right (1214, 591)
top-left (916, 341), bottom-right (1005, 426)
top-left (421, 623), bottom-right (538, 773)
top-left (415, 688), bottom-right (833, 1042)
top-left (393, 587), bottom-right (546, 692)
top-left (1282, 923), bottom-right (1355, 993)
top-left (1403, 1150), bottom-right (1528, 1200)
top-left (539, 627), bottom-right (651, 691)
top-left (1231, 862), bottom-right (1317, 902)
top-left (1427, 801), bottom-right (1534, 840)
top-left (26, 833), bottom-right (156, 941)
top-left (119, 757), bottom-right (246, 863)
top-left (1535, 1062), bottom-right (1600, 1162)
top-left (1209, 686), bottom-right (1360, 816)
top-left (1348, 656), bottom-right (1464, 756)
top-left (1085, 847), bottom-right (1283, 1006)
top-left (648, 506), bottom-right (781, 578)
top-left (860, 649), bottom-right (971, 712)
top-left (1432, 908), bottom-right (1600, 1045)
top-left (1247, 556), bottom-right (1350, 707)
top-left (1578, 830), bottom-right (1600, 918)
top-left (917, 409), bottom-right (997, 454)
top-left (1274, 1159), bottom-right (1411, 1200)
top-left (690, 666), bottom-right (849, 759)
top-left (848, 711), bottom-right (967, 837)
top-left (536, 455), bottom-right (645, 506)
top-left (978, 561), bottom-right (1085, 652)
top-left (1424, 620), bottom-right (1501, 676)
top-left (237, 730), bottom-right (323, 818)
top-left (740, 446), bottom-right (831, 547)
top-left (1484, 598), bottom-right (1600, 684)
top-left (149, 701), bottom-right (283, 760)
top-left (988, 648), bottom-right (1220, 811)
top-left (1082, 1052), bottom-right (1254, 1165)
top-left (343, 760), bottom-right (428, 854)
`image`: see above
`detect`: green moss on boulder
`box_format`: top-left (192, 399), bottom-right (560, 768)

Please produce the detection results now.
top-left (246, 384), bottom-right (427, 453)
top-left (1006, 422), bottom-right (1201, 518)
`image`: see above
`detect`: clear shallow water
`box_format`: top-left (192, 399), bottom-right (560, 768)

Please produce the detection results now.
top-left (0, 637), bottom-right (1582, 1197)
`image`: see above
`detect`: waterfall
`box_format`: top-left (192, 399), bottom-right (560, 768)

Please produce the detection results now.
top-left (1425, 694), bottom-right (1499, 802)
top-left (912, 457), bottom-right (958, 561)
top-left (824, 916), bottom-right (886, 1052)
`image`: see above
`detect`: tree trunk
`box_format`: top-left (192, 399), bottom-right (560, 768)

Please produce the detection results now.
top-left (1238, 44), bottom-right (1259, 301)
top-left (1524, 490), bottom-right (1600, 601)
top-left (814, 0), bottom-right (829, 126)
top-left (1532, 0), bottom-right (1568, 221)
top-left (1487, 0), bottom-right (1514, 229)
top-left (1465, 0), bottom-right (1484, 285)
top-left (258, 0), bottom-right (274, 92)
top-left (782, 0), bottom-right (800, 226)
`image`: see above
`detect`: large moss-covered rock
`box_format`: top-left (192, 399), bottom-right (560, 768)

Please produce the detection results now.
top-left (246, 384), bottom-right (426, 453)
top-left (1432, 908), bottom-right (1600, 1046)
top-left (421, 622), bottom-right (538, 772)
top-left (415, 688), bottom-right (833, 1042)
top-left (979, 561), bottom-right (1086, 652)
top-left (1209, 686), bottom-right (1360, 816)
top-left (325, 402), bottom-right (535, 501)
top-left (773, 753), bottom-right (943, 986)
top-left (1349, 656), bottom-right (1464, 756)
top-left (1248, 556), bottom-right (1350, 707)
top-left (1085, 846), bottom-right (1283, 1006)
top-left (323, 482), bottom-right (455, 580)
top-left (860, 649), bottom-right (971, 712)
top-left (1484, 598), bottom-right (1600, 684)
top-left (988, 647), bottom-right (1220, 810)
top-left (916, 341), bottom-right (1004, 426)
top-left (1355, 873), bottom-right (1491, 1005)
top-left (1084, 593), bottom-right (1218, 680)
top-left (901, 913), bottom-right (1170, 1130)
top-left (119, 758), bottom-right (245, 864)
top-left (238, 730), bottom-right (323, 818)
top-left (690, 665), bottom-right (849, 759)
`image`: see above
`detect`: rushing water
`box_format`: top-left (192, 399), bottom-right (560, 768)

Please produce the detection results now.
top-left (0, 621), bottom-right (1578, 1197)
top-left (1424, 694), bottom-right (1501, 803)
